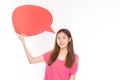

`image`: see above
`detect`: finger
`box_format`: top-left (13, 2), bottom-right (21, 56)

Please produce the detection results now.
top-left (16, 33), bottom-right (27, 38)
top-left (16, 33), bottom-right (23, 38)
top-left (16, 34), bottom-right (21, 38)
top-left (21, 33), bottom-right (28, 37)
top-left (21, 33), bottom-right (25, 36)
top-left (16, 33), bottom-right (20, 36)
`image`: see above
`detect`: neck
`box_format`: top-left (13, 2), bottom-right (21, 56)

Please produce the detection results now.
top-left (58, 48), bottom-right (68, 61)
top-left (60, 47), bottom-right (68, 53)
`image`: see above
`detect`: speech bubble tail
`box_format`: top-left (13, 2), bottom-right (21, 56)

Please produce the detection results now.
top-left (47, 27), bottom-right (55, 34)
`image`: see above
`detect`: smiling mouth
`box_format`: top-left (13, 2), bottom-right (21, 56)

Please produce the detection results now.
top-left (59, 43), bottom-right (64, 45)
top-left (60, 43), bottom-right (65, 46)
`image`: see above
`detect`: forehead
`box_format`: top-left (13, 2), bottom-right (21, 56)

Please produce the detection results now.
top-left (57, 32), bottom-right (67, 37)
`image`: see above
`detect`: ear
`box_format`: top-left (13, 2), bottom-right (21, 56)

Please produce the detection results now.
top-left (69, 37), bottom-right (71, 42)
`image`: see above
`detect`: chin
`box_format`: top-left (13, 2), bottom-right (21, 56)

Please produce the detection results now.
top-left (59, 45), bottom-right (67, 49)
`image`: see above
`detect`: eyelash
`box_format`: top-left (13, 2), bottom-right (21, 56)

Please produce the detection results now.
top-left (57, 37), bottom-right (66, 39)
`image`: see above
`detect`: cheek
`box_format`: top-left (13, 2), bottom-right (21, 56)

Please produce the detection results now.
top-left (64, 39), bottom-right (69, 44)
top-left (56, 39), bottom-right (60, 45)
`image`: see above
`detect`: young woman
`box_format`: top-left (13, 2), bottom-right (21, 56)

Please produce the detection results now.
top-left (17, 28), bottom-right (79, 80)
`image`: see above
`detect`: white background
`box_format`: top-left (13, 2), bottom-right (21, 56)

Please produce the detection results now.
top-left (0, 0), bottom-right (120, 80)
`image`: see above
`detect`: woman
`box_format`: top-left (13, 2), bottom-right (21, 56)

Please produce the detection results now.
top-left (17, 28), bottom-right (79, 80)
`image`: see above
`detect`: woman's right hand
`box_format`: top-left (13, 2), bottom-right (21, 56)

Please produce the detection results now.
top-left (17, 33), bottom-right (26, 43)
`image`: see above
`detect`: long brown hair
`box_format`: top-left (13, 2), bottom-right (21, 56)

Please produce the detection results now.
top-left (48, 28), bottom-right (75, 68)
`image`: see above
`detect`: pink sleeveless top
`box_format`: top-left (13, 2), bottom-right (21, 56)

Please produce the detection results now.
top-left (43, 51), bottom-right (78, 80)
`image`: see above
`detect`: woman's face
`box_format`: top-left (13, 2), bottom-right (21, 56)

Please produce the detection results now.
top-left (57, 32), bottom-right (71, 49)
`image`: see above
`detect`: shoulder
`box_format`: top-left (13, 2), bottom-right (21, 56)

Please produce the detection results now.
top-left (44, 49), bottom-right (53, 54)
top-left (43, 50), bottom-right (52, 63)
top-left (74, 54), bottom-right (79, 60)
top-left (43, 50), bottom-right (52, 58)
top-left (74, 54), bottom-right (79, 64)
top-left (43, 50), bottom-right (52, 56)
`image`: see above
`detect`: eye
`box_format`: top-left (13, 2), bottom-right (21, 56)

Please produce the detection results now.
top-left (57, 37), bottom-right (60, 39)
top-left (63, 37), bottom-right (66, 39)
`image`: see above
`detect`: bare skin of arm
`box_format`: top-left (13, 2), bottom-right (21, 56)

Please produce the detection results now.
top-left (17, 34), bottom-right (44, 64)
top-left (70, 74), bottom-right (76, 80)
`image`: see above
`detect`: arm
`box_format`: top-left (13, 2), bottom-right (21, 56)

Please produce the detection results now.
top-left (17, 34), bottom-right (44, 64)
top-left (70, 74), bottom-right (76, 80)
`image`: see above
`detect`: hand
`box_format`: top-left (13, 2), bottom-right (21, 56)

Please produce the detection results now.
top-left (16, 33), bottom-right (26, 42)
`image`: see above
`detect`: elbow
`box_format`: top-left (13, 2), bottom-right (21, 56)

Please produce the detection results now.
top-left (28, 59), bottom-right (34, 64)
top-left (29, 61), bottom-right (33, 64)
top-left (28, 60), bottom-right (32, 64)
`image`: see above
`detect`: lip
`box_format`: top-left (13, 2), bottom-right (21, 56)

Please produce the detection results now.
top-left (59, 43), bottom-right (65, 46)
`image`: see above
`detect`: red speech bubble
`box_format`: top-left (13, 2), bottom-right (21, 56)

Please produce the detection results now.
top-left (12, 5), bottom-right (54, 36)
